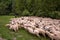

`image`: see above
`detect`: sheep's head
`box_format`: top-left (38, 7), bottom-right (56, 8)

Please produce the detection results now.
top-left (5, 24), bottom-right (10, 28)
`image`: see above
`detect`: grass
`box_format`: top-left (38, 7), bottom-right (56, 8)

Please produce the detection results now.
top-left (0, 16), bottom-right (50, 40)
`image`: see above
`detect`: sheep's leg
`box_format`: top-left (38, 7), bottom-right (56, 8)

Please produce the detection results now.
top-left (16, 27), bottom-right (18, 31)
top-left (51, 38), bottom-right (53, 40)
top-left (14, 27), bottom-right (17, 32)
top-left (42, 33), bottom-right (45, 37)
top-left (14, 29), bottom-right (16, 32)
top-left (36, 34), bottom-right (40, 38)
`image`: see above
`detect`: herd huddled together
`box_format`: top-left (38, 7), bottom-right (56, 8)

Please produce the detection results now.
top-left (6, 16), bottom-right (60, 40)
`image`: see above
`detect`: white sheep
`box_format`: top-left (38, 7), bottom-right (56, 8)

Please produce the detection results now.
top-left (27, 27), bottom-right (40, 37)
top-left (33, 28), bottom-right (40, 37)
top-left (46, 31), bottom-right (55, 40)
top-left (27, 27), bottom-right (34, 34)
top-left (9, 23), bottom-right (19, 32)
top-left (35, 28), bottom-right (46, 37)
top-left (46, 31), bottom-right (60, 40)
top-left (6, 16), bottom-right (60, 40)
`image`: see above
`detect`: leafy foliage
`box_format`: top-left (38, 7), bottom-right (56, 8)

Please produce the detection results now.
top-left (0, 0), bottom-right (60, 19)
top-left (0, 0), bottom-right (12, 15)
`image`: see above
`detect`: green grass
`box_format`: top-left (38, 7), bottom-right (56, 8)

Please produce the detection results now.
top-left (0, 16), bottom-right (50, 40)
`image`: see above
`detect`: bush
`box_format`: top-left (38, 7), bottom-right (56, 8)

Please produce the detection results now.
top-left (22, 9), bottom-right (30, 16)
top-left (0, 0), bottom-right (60, 19)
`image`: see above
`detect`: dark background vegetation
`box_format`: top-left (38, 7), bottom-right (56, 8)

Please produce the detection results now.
top-left (0, 0), bottom-right (60, 19)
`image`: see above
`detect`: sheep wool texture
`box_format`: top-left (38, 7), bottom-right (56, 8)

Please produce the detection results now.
top-left (6, 16), bottom-right (60, 40)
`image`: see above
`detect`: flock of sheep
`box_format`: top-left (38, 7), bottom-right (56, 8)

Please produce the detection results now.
top-left (6, 16), bottom-right (60, 40)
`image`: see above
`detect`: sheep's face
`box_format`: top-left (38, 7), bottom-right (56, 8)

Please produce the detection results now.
top-left (5, 24), bottom-right (11, 28)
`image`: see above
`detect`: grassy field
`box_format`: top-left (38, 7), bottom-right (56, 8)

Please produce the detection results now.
top-left (0, 16), bottom-right (50, 40)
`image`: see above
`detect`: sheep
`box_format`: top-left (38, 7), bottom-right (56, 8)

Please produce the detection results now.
top-left (27, 27), bottom-right (40, 37)
top-left (51, 25), bottom-right (60, 32)
top-left (35, 28), bottom-right (46, 37)
top-left (23, 21), bottom-right (36, 28)
top-left (54, 32), bottom-right (60, 40)
top-left (18, 19), bottom-right (27, 24)
top-left (45, 26), bottom-right (60, 40)
top-left (9, 23), bottom-right (20, 32)
top-left (46, 31), bottom-right (55, 40)
top-left (23, 22), bottom-right (31, 27)
top-left (6, 16), bottom-right (60, 40)
top-left (33, 28), bottom-right (40, 37)
top-left (5, 24), bottom-right (12, 29)
top-left (46, 31), bottom-right (60, 40)
top-left (30, 21), bottom-right (36, 28)
top-left (26, 27), bottom-right (34, 34)
top-left (44, 25), bottom-right (52, 31)
top-left (42, 18), bottom-right (52, 21)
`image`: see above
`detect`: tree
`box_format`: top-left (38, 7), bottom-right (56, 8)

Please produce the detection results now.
top-left (0, 0), bottom-right (12, 15)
